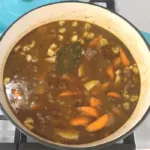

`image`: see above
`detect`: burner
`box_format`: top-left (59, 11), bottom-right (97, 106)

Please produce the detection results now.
top-left (0, 0), bottom-right (136, 150)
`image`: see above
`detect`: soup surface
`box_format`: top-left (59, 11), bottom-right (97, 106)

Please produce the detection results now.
top-left (4, 20), bottom-right (140, 144)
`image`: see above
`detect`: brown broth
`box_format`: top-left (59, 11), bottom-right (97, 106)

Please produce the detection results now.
top-left (3, 20), bottom-right (140, 144)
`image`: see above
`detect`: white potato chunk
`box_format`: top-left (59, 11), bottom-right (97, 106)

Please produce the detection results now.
top-left (47, 48), bottom-right (55, 57)
top-left (84, 23), bottom-right (91, 30)
top-left (86, 32), bottom-right (95, 40)
top-left (44, 56), bottom-right (56, 63)
top-left (26, 54), bottom-right (32, 62)
top-left (71, 35), bottom-right (78, 42)
top-left (58, 35), bottom-right (64, 41)
top-left (72, 21), bottom-right (78, 27)
top-left (59, 20), bottom-right (65, 26)
top-left (50, 43), bottom-right (57, 50)
top-left (58, 28), bottom-right (66, 34)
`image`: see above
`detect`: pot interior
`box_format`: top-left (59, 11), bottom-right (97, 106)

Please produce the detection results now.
top-left (0, 2), bottom-right (150, 148)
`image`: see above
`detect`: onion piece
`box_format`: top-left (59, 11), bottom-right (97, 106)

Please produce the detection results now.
top-left (84, 80), bottom-right (99, 91)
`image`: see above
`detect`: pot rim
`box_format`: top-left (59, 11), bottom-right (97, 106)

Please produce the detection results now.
top-left (0, 1), bottom-right (150, 150)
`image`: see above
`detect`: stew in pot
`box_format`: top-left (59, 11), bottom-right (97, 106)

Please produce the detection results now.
top-left (3, 20), bottom-right (140, 144)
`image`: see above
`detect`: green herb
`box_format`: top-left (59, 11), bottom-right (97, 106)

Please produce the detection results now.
top-left (56, 42), bottom-right (83, 74)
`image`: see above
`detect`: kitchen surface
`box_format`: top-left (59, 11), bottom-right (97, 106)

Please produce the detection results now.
top-left (0, 0), bottom-right (150, 150)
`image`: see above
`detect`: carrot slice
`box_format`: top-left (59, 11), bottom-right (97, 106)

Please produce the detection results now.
top-left (78, 107), bottom-right (99, 117)
top-left (106, 65), bottom-right (114, 80)
top-left (70, 117), bottom-right (90, 126)
top-left (113, 57), bottom-right (121, 68)
top-left (86, 114), bottom-right (109, 132)
top-left (30, 103), bottom-right (40, 111)
top-left (107, 92), bottom-right (121, 99)
top-left (89, 35), bottom-right (102, 48)
top-left (90, 97), bottom-right (102, 107)
top-left (59, 90), bottom-right (82, 97)
top-left (120, 48), bottom-right (130, 67)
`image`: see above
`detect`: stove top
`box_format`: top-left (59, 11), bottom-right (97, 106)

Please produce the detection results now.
top-left (0, 0), bottom-right (149, 150)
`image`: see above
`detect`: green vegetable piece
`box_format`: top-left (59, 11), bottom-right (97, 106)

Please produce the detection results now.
top-left (56, 42), bottom-right (83, 74)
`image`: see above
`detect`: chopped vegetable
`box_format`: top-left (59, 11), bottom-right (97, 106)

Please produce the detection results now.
top-left (72, 21), bottom-right (78, 27)
top-left (99, 38), bottom-right (109, 47)
top-left (23, 45), bottom-right (31, 52)
top-left (107, 92), bottom-right (121, 99)
top-left (58, 35), bottom-right (64, 41)
top-left (115, 74), bottom-right (121, 85)
top-left (120, 48), bottom-right (130, 66)
top-left (70, 117), bottom-right (90, 126)
top-left (71, 35), bottom-right (78, 42)
top-left (130, 95), bottom-right (138, 102)
top-left (59, 20), bottom-right (65, 26)
top-left (20, 52), bottom-right (26, 56)
top-left (24, 117), bottom-right (34, 130)
top-left (14, 45), bottom-right (21, 52)
top-left (90, 97), bottom-right (102, 107)
top-left (30, 102), bottom-right (40, 111)
top-left (26, 54), bottom-right (32, 62)
top-left (58, 28), bottom-right (66, 34)
top-left (123, 102), bottom-right (130, 110)
top-left (29, 40), bottom-right (35, 48)
top-left (59, 90), bottom-right (82, 97)
top-left (78, 64), bottom-right (85, 77)
top-left (84, 80), bottom-right (99, 91)
top-left (132, 65), bottom-right (139, 74)
top-left (122, 90), bottom-right (130, 100)
top-left (47, 48), bottom-right (55, 57)
top-left (88, 35), bottom-right (102, 48)
top-left (86, 114), bottom-right (109, 132)
top-left (106, 65), bottom-right (114, 80)
top-left (86, 32), bottom-right (95, 40)
top-left (84, 23), bottom-right (91, 30)
top-left (55, 128), bottom-right (79, 140)
top-left (50, 43), bottom-right (57, 50)
top-left (113, 57), bottom-right (121, 68)
top-left (78, 38), bottom-right (85, 45)
top-left (44, 56), bottom-right (56, 63)
top-left (112, 46), bottom-right (120, 54)
top-left (4, 77), bottom-right (10, 85)
top-left (56, 42), bottom-right (83, 74)
top-left (115, 69), bottom-right (121, 75)
top-left (35, 83), bottom-right (47, 95)
top-left (83, 31), bottom-right (89, 38)
top-left (78, 107), bottom-right (99, 117)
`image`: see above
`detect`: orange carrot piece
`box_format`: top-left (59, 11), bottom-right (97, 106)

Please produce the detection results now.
top-left (86, 114), bottom-right (109, 132)
top-left (106, 65), bottom-right (114, 80)
top-left (90, 97), bottom-right (102, 107)
top-left (113, 57), bottom-right (121, 68)
top-left (89, 35), bottom-right (102, 48)
top-left (59, 90), bottom-right (82, 97)
top-left (70, 117), bottom-right (90, 126)
top-left (120, 48), bottom-right (130, 67)
top-left (107, 92), bottom-right (121, 99)
top-left (78, 107), bottom-right (99, 117)
top-left (30, 103), bottom-right (40, 111)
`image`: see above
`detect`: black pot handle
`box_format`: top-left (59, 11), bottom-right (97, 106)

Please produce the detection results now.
top-left (89, 0), bottom-right (116, 12)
